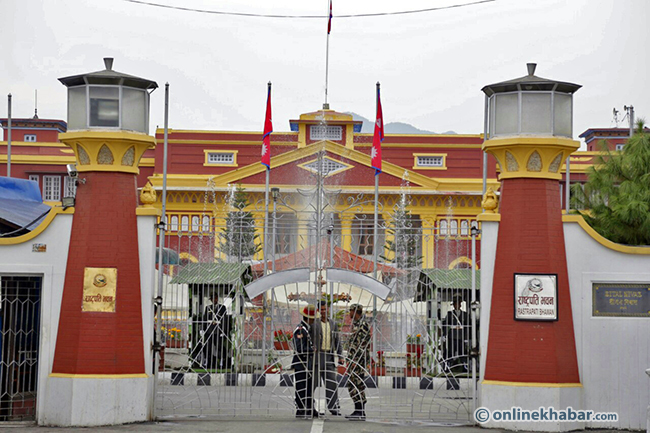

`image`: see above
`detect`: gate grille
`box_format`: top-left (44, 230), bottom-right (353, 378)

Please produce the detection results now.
top-left (0, 276), bottom-right (41, 422)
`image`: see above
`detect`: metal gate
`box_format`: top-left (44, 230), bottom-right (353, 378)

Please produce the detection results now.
top-left (0, 275), bottom-right (41, 422)
top-left (154, 172), bottom-right (479, 422)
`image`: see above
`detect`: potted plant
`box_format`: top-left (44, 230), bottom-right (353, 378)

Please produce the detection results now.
top-left (405, 353), bottom-right (422, 377)
top-left (273, 330), bottom-right (292, 350)
top-left (264, 350), bottom-right (282, 373)
top-left (163, 326), bottom-right (186, 349)
top-left (406, 334), bottom-right (423, 354)
top-left (371, 351), bottom-right (386, 376)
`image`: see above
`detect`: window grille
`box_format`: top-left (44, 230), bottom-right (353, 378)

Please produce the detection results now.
top-left (28, 175), bottom-right (39, 183)
top-left (303, 158), bottom-right (347, 176)
top-left (615, 144), bottom-right (625, 151)
top-left (417, 155), bottom-right (444, 167)
top-left (63, 176), bottom-right (77, 198)
top-left (202, 216), bottom-right (211, 231)
top-left (450, 220), bottom-right (458, 236)
top-left (310, 125), bottom-right (342, 141)
top-left (181, 216), bottom-right (189, 232)
top-left (24, 134), bottom-right (36, 142)
top-left (439, 220), bottom-right (448, 236)
top-left (460, 220), bottom-right (469, 236)
top-left (170, 216), bottom-right (179, 231)
top-left (207, 152), bottom-right (235, 164)
top-left (191, 216), bottom-right (200, 232)
top-left (43, 176), bottom-right (61, 201)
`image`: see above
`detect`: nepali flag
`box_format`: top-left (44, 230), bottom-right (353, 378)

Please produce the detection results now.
top-left (371, 84), bottom-right (384, 175)
top-left (261, 83), bottom-right (273, 169)
top-left (327, 0), bottom-right (332, 34)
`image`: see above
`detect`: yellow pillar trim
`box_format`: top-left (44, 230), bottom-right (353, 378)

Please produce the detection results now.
top-left (421, 217), bottom-right (436, 268)
top-left (50, 373), bottom-right (149, 379)
top-left (482, 380), bottom-right (582, 388)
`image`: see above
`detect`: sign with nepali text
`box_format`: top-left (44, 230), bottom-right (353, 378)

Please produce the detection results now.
top-left (514, 274), bottom-right (557, 321)
top-left (593, 283), bottom-right (650, 317)
top-left (82, 267), bottom-right (117, 312)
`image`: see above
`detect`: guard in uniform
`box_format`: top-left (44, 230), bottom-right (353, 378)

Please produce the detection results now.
top-left (345, 304), bottom-right (371, 421)
top-left (292, 304), bottom-right (318, 419)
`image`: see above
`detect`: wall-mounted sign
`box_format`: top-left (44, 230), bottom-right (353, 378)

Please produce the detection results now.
top-left (32, 243), bottom-right (46, 252)
top-left (593, 283), bottom-right (650, 317)
top-left (514, 274), bottom-right (557, 321)
top-left (82, 267), bottom-right (117, 312)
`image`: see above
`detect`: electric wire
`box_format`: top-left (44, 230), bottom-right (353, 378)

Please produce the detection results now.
top-left (124, 0), bottom-right (495, 19)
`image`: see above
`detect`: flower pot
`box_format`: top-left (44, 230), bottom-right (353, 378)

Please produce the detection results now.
top-left (274, 341), bottom-right (290, 350)
top-left (406, 343), bottom-right (423, 354)
top-left (264, 365), bottom-right (280, 374)
top-left (166, 339), bottom-right (187, 349)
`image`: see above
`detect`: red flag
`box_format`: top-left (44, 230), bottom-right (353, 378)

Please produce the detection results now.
top-left (261, 83), bottom-right (272, 169)
top-left (371, 85), bottom-right (383, 175)
top-left (327, 0), bottom-right (332, 34)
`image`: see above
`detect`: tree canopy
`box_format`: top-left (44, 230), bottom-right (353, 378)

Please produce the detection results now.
top-left (571, 120), bottom-right (650, 245)
top-left (216, 184), bottom-right (261, 262)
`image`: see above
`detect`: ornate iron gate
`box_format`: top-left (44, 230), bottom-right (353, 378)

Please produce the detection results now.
top-left (0, 275), bottom-right (41, 422)
top-left (154, 171), bottom-right (479, 422)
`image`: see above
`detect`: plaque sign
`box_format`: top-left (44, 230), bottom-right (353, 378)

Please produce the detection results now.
top-left (82, 267), bottom-right (117, 312)
top-left (514, 274), bottom-right (557, 321)
top-left (593, 283), bottom-right (650, 317)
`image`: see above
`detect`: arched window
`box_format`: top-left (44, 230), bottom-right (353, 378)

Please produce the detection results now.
top-left (460, 220), bottom-right (469, 236)
top-left (170, 216), bottom-right (179, 231)
top-left (181, 216), bottom-right (189, 232)
top-left (450, 220), bottom-right (458, 236)
top-left (191, 216), bottom-right (200, 232)
top-left (439, 220), bottom-right (448, 236)
top-left (202, 215), bottom-right (211, 231)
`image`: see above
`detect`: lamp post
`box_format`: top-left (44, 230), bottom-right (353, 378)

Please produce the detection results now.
top-left (44, 58), bottom-right (158, 427)
top-left (479, 64), bottom-right (582, 430)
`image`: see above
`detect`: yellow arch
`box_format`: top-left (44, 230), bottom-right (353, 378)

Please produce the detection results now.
top-left (563, 215), bottom-right (650, 255)
top-left (0, 207), bottom-right (74, 245)
top-left (448, 256), bottom-right (479, 270)
top-left (179, 252), bottom-right (199, 263)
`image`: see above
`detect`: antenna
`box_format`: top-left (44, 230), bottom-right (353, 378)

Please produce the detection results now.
top-left (33, 89), bottom-right (39, 119)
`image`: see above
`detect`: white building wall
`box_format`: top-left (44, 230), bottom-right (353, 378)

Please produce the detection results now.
top-left (0, 212), bottom-right (73, 424)
top-left (564, 220), bottom-right (650, 431)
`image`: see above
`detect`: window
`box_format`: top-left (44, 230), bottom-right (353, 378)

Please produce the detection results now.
top-left (43, 176), bottom-right (61, 201)
top-left (170, 216), bottom-right (179, 231)
top-left (310, 125), bottom-right (342, 141)
top-left (202, 216), bottom-right (211, 231)
top-left (28, 175), bottom-right (39, 183)
top-left (274, 213), bottom-right (298, 255)
top-left (352, 215), bottom-right (384, 256)
top-left (24, 134), bottom-right (36, 142)
top-left (206, 152), bottom-right (236, 165)
top-left (450, 220), bottom-right (458, 236)
top-left (416, 155), bottom-right (444, 167)
top-left (302, 157), bottom-right (349, 176)
top-left (460, 220), bottom-right (469, 236)
top-left (191, 216), bottom-right (200, 232)
top-left (89, 86), bottom-right (119, 127)
top-left (181, 216), bottom-right (189, 232)
top-left (439, 220), bottom-right (448, 236)
top-left (63, 176), bottom-right (77, 198)
top-left (615, 144), bottom-right (625, 151)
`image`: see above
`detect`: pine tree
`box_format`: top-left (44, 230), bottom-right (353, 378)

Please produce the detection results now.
top-left (571, 120), bottom-right (650, 245)
top-left (217, 184), bottom-right (261, 262)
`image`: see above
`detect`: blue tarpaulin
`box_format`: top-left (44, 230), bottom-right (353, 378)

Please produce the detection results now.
top-left (0, 177), bottom-right (51, 233)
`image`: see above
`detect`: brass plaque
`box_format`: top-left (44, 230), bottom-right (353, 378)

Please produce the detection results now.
top-left (82, 267), bottom-right (117, 312)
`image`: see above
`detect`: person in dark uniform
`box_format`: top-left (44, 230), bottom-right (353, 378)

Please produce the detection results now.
top-left (292, 304), bottom-right (319, 419)
top-left (442, 295), bottom-right (469, 371)
top-left (312, 300), bottom-right (343, 416)
top-left (345, 304), bottom-right (371, 421)
top-left (202, 293), bottom-right (232, 370)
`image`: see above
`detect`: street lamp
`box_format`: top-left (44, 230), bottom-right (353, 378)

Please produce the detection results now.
top-left (59, 57), bottom-right (158, 133)
top-left (482, 63), bottom-right (580, 139)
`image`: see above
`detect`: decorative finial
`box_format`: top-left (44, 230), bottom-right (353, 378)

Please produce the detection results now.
top-left (140, 182), bottom-right (157, 207)
top-left (482, 187), bottom-right (499, 213)
top-left (33, 89), bottom-right (38, 119)
top-left (104, 57), bottom-right (114, 71)
top-left (526, 63), bottom-right (537, 76)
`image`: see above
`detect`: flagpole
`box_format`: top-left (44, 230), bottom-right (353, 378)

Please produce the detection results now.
top-left (372, 82), bottom-right (381, 353)
top-left (324, 0), bottom-right (331, 107)
top-left (262, 81), bottom-right (272, 373)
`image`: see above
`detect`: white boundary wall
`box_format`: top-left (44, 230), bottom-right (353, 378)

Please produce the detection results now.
top-left (0, 212), bottom-right (73, 423)
top-left (564, 220), bottom-right (650, 431)
top-left (479, 217), bottom-right (650, 431)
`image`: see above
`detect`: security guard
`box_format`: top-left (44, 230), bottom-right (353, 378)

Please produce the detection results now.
top-left (345, 304), bottom-right (371, 421)
top-left (292, 304), bottom-right (319, 419)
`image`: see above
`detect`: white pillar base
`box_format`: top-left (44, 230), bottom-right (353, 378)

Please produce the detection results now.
top-left (479, 381), bottom-right (583, 432)
top-left (40, 374), bottom-right (152, 426)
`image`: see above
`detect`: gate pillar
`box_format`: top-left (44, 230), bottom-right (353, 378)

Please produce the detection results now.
top-left (479, 65), bottom-right (583, 431)
top-left (41, 59), bottom-right (157, 426)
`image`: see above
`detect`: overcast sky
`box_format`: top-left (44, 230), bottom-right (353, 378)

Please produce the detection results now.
top-left (2, 0), bottom-right (648, 140)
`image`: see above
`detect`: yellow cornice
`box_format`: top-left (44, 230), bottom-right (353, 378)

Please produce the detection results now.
top-left (355, 143), bottom-right (482, 149)
top-left (60, 130), bottom-right (155, 175)
top-left (0, 207), bottom-right (74, 245)
top-left (563, 214), bottom-right (650, 255)
top-left (0, 140), bottom-right (67, 148)
top-left (478, 213), bottom-right (501, 222)
top-left (0, 155), bottom-right (77, 165)
top-left (136, 207), bottom-right (162, 216)
top-left (166, 139), bottom-right (297, 146)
